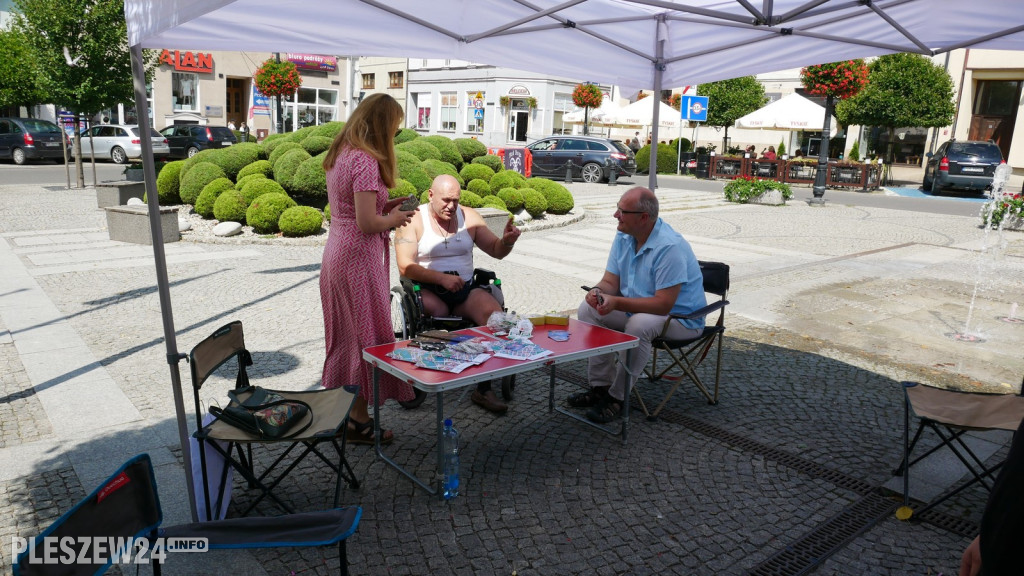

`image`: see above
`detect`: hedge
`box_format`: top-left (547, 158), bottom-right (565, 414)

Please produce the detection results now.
top-left (421, 135), bottom-right (463, 169)
top-left (396, 139), bottom-right (442, 162)
top-left (275, 148), bottom-right (313, 193)
top-left (454, 138), bottom-right (488, 164)
top-left (459, 163), bottom-right (495, 184)
top-left (290, 155), bottom-right (328, 198)
top-left (235, 173), bottom-right (267, 190)
top-left (459, 190), bottom-right (483, 208)
top-left (397, 150), bottom-right (432, 192)
top-left (466, 178), bottom-right (491, 197)
top-left (268, 141), bottom-right (304, 168)
top-left (489, 170), bottom-right (526, 191)
top-left (421, 159), bottom-right (464, 188)
top-left (301, 135), bottom-right (333, 156)
top-left (394, 128), bottom-right (419, 145)
top-left (212, 189), bottom-right (249, 223)
top-left (180, 162), bottom-right (227, 206)
top-left (194, 177), bottom-right (235, 218)
top-left (521, 188), bottom-right (547, 218)
top-left (497, 187), bottom-right (525, 212)
top-left (279, 206), bottom-right (325, 237)
top-left (471, 154), bottom-right (504, 172)
top-left (237, 159), bottom-right (273, 180)
top-left (246, 193), bottom-right (298, 234)
top-left (240, 178), bottom-right (288, 206)
top-left (389, 178), bottom-right (419, 200)
top-left (635, 143), bottom-right (679, 174)
top-left (155, 160), bottom-right (184, 205)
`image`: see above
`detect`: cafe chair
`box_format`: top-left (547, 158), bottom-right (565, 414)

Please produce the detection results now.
top-left (894, 380), bottom-right (1024, 518)
top-left (13, 453), bottom-right (361, 576)
top-left (638, 261), bottom-right (730, 420)
top-left (189, 321), bottom-right (359, 518)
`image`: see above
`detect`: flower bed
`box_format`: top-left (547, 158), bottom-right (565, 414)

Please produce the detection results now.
top-left (982, 191), bottom-right (1024, 229)
top-left (723, 176), bottom-right (792, 205)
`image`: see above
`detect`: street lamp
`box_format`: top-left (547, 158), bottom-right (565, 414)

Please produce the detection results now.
top-left (811, 94), bottom-right (833, 203)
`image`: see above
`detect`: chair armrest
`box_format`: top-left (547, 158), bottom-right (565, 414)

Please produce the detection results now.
top-left (670, 299), bottom-right (728, 321)
top-left (473, 268), bottom-right (496, 284)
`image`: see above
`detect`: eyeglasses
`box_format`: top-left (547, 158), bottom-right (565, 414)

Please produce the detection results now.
top-left (615, 205), bottom-right (646, 215)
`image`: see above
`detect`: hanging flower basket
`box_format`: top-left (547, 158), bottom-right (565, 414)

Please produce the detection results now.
top-left (254, 58), bottom-right (302, 100)
top-left (801, 60), bottom-right (869, 100)
top-left (572, 83), bottom-right (603, 109)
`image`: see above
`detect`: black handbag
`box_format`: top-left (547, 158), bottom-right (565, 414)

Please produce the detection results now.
top-left (210, 386), bottom-right (312, 440)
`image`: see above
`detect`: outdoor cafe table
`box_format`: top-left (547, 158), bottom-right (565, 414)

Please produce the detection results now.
top-left (362, 319), bottom-right (639, 496)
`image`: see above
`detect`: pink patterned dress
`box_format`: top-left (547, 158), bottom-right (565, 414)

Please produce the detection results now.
top-left (320, 147), bottom-right (413, 405)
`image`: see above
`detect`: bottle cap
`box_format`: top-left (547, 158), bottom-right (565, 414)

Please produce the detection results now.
top-left (444, 418), bottom-right (452, 427)
top-left (494, 279), bottom-right (501, 286)
top-left (413, 284), bottom-right (420, 291)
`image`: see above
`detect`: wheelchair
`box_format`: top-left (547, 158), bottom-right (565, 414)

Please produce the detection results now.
top-left (390, 268), bottom-right (515, 409)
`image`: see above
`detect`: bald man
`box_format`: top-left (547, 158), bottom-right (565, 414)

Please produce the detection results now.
top-left (573, 186), bottom-right (707, 424)
top-left (394, 174), bottom-right (521, 414)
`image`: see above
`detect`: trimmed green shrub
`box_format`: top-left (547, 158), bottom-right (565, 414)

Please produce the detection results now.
top-left (246, 193), bottom-right (298, 233)
top-left (669, 137), bottom-right (692, 153)
top-left (195, 177), bottom-right (234, 218)
top-left (268, 141), bottom-right (304, 168)
top-left (396, 139), bottom-right (441, 162)
top-left (156, 160), bottom-right (184, 205)
top-left (466, 178), bottom-right (491, 197)
top-left (235, 173), bottom-right (267, 190)
top-left (777, 141), bottom-right (786, 157)
top-left (262, 135), bottom-right (291, 156)
top-left (291, 155), bottom-right (328, 198)
top-left (389, 178), bottom-right (419, 200)
top-left (421, 159), bottom-right (464, 188)
top-left (454, 138), bottom-right (488, 164)
top-left (180, 148), bottom-right (220, 181)
top-left (489, 170), bottom-right (526, 191)
top-left (459, 163), bottom-right (495, 184)
top-left (237, 159), bottom-right (273, 180)
top-left (521, 188), bottom-right (547, 218)
top-left (422, 135), bottom-right (463, 169)
top-left (212, 189), bottom-right (249, 223)
top-left (301, 135), bottom-right (333, 156)
top-left (481, 195), bottom-right (508, 211)
top-left (313, 122), bottom-right (345, 140)
top-left (287, 125), bottom-right (318, 142)
top-left (279, 206), bottom-right (324, 237)
top-left (324, 203), bottom-right (331, 221)
top-left (527, 178), bottom-right (574, 214)
top-left (275, 148), bottom-right (313, 193)
top-left (458, 190), bottom-right (483, 208)
top-left (394, 128), bottom-right (419, 145)
top-left (419, 189), bottom-right (431, 204)
top-left (218, 143), bottom-right (261, 180)
top-left (472, 154), bottom-right (504, 172)
top-left (180, 162), bottom-right (227, 205)
top-left (240, 178), bottom-right (288, 206)
top-left (497, 187), bottom-right (525, 212)
top-left (397, 150), bottom-right (431, 192)
top-left (635, 144), bottom-right (678, 174)
top-left (848, 139), bottom-right (860, 162)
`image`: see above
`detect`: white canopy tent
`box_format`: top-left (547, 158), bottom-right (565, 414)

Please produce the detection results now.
top-left (122, 0), bottom-right (1024, 520)
top-left (735, 93), bottom-right (838, 134)
top-left (607, 98), bottom-right (685, 131)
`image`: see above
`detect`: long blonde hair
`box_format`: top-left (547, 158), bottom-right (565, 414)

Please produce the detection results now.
top-left (322, 93), bottom-right (403, 189)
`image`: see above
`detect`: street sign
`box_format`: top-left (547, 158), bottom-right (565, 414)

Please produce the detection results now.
top-left (681, 95), bottom-right (709, 122)
top-left (473, 109), bottom-right (484, 119)
top-left (474, 98), bottom-right (484, 109)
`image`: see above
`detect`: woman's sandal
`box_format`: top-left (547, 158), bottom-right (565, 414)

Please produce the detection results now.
top-left (345, 417), bottom-right (394, 446)
top-left (586, 398), bottom-right (623, 424)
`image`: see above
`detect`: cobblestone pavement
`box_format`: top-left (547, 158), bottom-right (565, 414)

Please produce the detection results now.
top-left (1, 175), bottom-right (1022, 575)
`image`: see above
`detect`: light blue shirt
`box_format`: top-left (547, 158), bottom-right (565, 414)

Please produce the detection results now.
top-left (606, 218), bottom-right (707, 330)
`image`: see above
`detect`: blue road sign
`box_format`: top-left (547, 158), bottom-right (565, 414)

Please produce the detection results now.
top-left (681, 95), bottom-right (709, 122)
top-left (473, 109), bottom-right (484, 119)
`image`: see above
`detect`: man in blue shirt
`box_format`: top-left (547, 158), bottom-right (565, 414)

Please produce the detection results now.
top-left (573, 187), bottom-right (706, 423)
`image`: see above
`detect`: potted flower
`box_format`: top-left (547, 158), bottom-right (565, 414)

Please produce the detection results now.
top-left (526, 96), bottom-right (538, 109)
top-left (982, 191), bottom-right (1024, 229)
top-left (123, 162), bottom-right (144, 181)
top-left (723, 176), bottom-right (793, 205)
top-left (499, 95), bottom-right (510, 108)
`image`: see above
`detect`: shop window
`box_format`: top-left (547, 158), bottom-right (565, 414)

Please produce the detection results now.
top-left (172, 72), bottom-right (198, 111)
top-left (283, 87), bottom-right (339, 131)
top-left (553, 92), bottom-right (573, 135)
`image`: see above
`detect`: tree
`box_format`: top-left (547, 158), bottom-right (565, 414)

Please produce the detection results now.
top-left (13, 0), bottom-right (157, 186)
top-left (801, 59), bottom-right (868, 199)
top-left (0, 27), bottom-right (45, 113)
top-left (697, 76), bottom-right (767, 153)
top-left (836, 53), bottom-right (955, 168)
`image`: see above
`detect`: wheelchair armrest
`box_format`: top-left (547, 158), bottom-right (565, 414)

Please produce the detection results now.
top-left (473, 268), bottom-right (497, 285)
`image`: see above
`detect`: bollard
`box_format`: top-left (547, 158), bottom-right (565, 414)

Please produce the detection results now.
top-left (607, 159), bottom-right (618, 186)
top-left (564, 160), bottom-right (573, 184)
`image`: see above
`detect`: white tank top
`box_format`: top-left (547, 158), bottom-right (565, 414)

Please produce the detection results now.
top-left (417, 205), bottom-right (474, 280)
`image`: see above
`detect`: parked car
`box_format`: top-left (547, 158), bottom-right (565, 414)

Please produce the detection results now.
top-left (0, 117), bottom-right (71, 164)
top-left (923, 139), bottom-right (1004, 195)
top-left (80, 124), bottom-right (170, 164)
top-left (525, 135), bottom-right (636, 183)
top-left (159, 124), bottom-right (236, 158)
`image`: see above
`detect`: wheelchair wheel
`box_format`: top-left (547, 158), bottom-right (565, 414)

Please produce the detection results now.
top-left (500, 374), bottom-right (516, 401)
top-left (398, 388), bottom-right (428, 409)
top-left (390, 288), bottom-right (409, 340)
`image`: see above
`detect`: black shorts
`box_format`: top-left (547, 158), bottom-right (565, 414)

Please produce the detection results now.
top-left (421, 277), bottom-right (483, 310)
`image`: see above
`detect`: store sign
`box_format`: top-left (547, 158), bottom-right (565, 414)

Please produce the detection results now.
top-left (158, 50), bottom-right (214, 74)
top-left (286, 53), bottom-right (337, 72)
top-left (507, 85), bottom-right (531, 96)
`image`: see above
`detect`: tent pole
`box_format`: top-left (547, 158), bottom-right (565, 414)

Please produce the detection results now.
top-left (648, 15), bottom-right (666, 191)
top-left (130, 44), bottom-right (198, 523)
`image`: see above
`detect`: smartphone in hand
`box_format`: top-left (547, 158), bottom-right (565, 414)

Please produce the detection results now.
top-left (581, 285), bottom-right (604, 305)
top-left (399, 194), bottom-right (419, 211)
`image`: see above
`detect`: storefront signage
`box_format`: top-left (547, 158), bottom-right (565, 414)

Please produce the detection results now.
top-left (159, 50), bottom-right (214, 74)
top-left (285, 53), bottom-right (338, 72)
top-left (507, 85), bottom-right (531, 96)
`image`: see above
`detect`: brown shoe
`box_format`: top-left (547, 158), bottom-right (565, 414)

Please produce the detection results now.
top-left (471, 389), bottom-right (508, 414)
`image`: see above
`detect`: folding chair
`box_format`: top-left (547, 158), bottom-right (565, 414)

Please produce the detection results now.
top-left (190, 321), bottom-right (359, 517)
top-left (895, 380), bottom-right (1024, 517)
top-left (638, 261), bottom-right (730, 420)
top-left (13, 453), bottom-right (361, 576)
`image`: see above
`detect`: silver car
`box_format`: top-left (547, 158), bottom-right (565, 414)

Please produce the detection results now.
top-left (81, 124), bottom-right (170, 164)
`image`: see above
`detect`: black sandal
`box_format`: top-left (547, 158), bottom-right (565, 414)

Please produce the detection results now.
top-left (566, 387), bottom-right (608, 408)
top-left (345, 417), bottom-right (394, 446)
top-left (586, 398), bottom-right (623, 424)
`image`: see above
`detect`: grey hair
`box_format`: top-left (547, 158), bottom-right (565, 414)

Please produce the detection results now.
top-left (635, 188), bottom-right (659, 218)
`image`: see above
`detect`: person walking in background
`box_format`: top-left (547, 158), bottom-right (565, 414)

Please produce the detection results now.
top-left (239, 122), bottom-right (249, 142)
top-left (629, 132), bottom-right (641, 153)
top-left (320, 93), bottom-right (417, 445)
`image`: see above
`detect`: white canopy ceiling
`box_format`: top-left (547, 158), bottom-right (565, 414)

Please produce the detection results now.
top-left (735, 93), bottom-right (837, 133)
top-left (125, 0), bottom-right (1024, 94)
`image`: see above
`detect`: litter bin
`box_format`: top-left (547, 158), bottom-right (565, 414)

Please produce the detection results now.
top-left (679, 152), bottom-right (696, 175)
top-left (486, 146), bottom-right (532, 177)
top-left (695, 154), bottom-right (711, 179)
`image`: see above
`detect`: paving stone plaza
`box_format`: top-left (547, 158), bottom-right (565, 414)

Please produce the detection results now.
top-left (1, 171), bottom-right (1023, 575)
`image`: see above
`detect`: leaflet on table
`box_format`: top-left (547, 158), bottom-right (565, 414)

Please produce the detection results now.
top-left (386, 346), bottom-right (490, 373)
top-left (490, 339), bottom-right (553, 361)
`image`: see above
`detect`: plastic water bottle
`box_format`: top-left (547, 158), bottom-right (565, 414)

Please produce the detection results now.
top-left (442, 419), bottom-right (460, 499)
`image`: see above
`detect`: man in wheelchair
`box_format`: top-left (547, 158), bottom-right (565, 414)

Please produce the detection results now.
top-left (394, 174), bottom-right (521, 414)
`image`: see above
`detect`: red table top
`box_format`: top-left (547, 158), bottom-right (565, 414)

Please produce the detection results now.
top-left (363, 318), bottom-right (638, 392)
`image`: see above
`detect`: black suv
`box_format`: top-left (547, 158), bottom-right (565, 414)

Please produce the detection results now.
top-left (526, 135), bottom-right (636, 183)
top-left (923, 140), bottom-right (1004, 194)
top-left (0, 117), bottom-right (70, 164)
top-left (159, 124), bottom-right (237, 158)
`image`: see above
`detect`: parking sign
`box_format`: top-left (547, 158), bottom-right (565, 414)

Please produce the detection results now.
top-left (681, 95), bottom-right (709, 122)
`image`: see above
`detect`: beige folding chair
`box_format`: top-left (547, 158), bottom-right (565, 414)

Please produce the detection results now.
top-left (190, 321), bottom-right (359, 517)
top-left (895, 380), bottom-right (1024, 517)
top-left (638, 261), bottom-right (730, 420)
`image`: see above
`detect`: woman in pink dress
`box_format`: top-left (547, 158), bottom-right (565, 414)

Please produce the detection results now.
top-left (320, 94), bottom-right (416, 444)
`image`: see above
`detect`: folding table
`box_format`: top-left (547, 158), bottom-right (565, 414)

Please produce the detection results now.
top-left (362, 319), bottom-right (639, 496)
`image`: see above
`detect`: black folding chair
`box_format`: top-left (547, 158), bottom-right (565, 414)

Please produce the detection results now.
top-left (190, 321), bottom-right (359, 517)
top-left (13, 453), bottom-right (361, 576)
top-left (638, 261), bottom-right (730, 420)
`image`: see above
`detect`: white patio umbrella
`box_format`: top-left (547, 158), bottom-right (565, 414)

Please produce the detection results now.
top-left (562, 95), bottom-right (622, 126)
top-left (606, 98), bottom-right (684, 131)
top-left (122, 0), bottom-right (1024, 521)
top-left (735, 93), bottom-right (838, 135)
